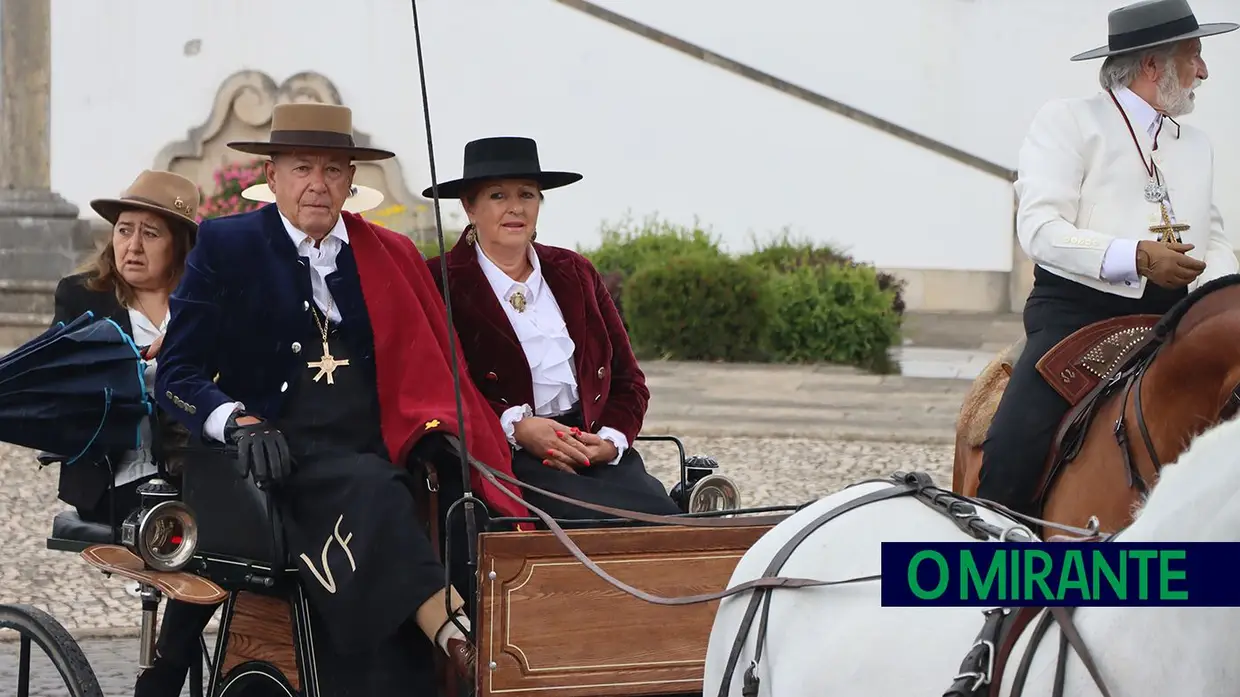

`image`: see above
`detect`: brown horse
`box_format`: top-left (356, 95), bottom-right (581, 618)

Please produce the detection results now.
top-left (953, 275), bottom-right (1240, 534)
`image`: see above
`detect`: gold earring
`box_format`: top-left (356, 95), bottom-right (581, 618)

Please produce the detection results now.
top-left (465, 224), bottom-right (477, 245)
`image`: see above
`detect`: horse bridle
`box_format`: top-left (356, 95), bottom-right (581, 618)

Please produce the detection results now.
top-left (1113, 339), bottom-right (1240, 497)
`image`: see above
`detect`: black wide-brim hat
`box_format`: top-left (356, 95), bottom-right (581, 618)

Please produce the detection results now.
top-left (421, 136), bottom-right (582, 199)
top-left (1071, 0), bottom-right (1237, 61)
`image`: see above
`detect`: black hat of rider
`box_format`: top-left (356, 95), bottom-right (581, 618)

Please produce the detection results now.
top-left (421, 137), bottom-right (583, 199)
top-left (1070, 0), bottom-right (1237, 61)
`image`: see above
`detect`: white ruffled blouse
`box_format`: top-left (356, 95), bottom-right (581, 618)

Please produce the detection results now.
top-left (476, 245), bottom-right (627, 464)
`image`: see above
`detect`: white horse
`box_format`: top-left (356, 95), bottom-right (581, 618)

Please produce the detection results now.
top-left (704, 415), bottom-right (1240, 696)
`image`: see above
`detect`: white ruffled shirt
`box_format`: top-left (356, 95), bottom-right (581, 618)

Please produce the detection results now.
top-left (477, 245), bottom-right (627, 465)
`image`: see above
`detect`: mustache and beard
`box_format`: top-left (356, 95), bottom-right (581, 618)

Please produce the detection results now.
top-left (1156, 58), bottom-right (1202, 117)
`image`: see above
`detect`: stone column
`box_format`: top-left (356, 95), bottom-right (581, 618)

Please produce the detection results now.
top-left (0, 0), bottom-right (90, 342)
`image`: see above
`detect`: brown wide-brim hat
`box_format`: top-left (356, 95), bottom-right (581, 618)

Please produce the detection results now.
top-left (228, 103), bottom-right (395, 161)
top-left (90, 170), bottom-right (201, 243)
top-left (1071, 0), bottom-right (1237, 61)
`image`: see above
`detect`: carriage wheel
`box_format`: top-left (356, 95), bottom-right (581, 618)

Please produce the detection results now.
top-left (0, 604), bottom-right (104, 697)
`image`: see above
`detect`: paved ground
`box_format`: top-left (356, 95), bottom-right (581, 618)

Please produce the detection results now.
top-left (900, 311), bottom-right (1023, 352)
top-left (0, 338), bottom-right (993, 695)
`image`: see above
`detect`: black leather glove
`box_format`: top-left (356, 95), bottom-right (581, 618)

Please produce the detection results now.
top-left (224, 411), bottom-right (292, 487)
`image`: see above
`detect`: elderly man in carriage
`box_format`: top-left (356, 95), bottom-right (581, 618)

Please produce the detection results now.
top-left (974, 0), bottom-right (1238, 520)
top-left (152, 101), bottom-right (534, 695)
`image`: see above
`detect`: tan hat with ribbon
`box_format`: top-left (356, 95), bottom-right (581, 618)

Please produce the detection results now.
top-left (227, 103), bottom-right (395, 161)
top-left (90, 170), bottom-right (201, 242)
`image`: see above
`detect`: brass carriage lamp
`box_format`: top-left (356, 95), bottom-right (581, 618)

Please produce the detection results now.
top-left (120, 478), bottom-right (200, 572)
top-left (671, 455), bottom-right (742, 514)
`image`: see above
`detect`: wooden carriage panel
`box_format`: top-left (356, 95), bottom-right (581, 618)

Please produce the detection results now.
top-left (477, 524), bottom-right (772, 697)
top-left (218, 591), bottom-right (301, 692)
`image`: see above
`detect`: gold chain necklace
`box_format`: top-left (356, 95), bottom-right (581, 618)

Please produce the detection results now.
top-left (306, 295), bottom-right (349, 385)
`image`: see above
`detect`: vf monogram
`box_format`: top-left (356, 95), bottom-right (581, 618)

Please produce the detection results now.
top-left (299, 514), bottom-right (357, 594)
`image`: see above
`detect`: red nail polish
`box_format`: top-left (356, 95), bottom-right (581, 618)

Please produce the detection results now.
top-left (542, 459), bottom-right (550, 465)
top-left (571, 427), bottom-right (581, 435)
top-left (555, 431), bottom-right (564, 438)
top-left (546, 449), bottom-right (555, 456)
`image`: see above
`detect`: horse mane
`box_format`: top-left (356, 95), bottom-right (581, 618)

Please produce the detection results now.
top-left (1153, 273), bottom-right (1240, 341)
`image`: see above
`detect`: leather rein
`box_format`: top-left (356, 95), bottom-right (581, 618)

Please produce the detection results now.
top-left (450, 447), bottom-right (1116, 697)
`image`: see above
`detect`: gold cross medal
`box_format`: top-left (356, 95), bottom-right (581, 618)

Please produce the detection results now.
top-left (1148, 203), bottom-right (1190, 246)
top-left (308, 340), bottom-right (350, 384)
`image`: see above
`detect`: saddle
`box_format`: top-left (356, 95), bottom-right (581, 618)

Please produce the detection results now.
top-left (1034, 315), bottom-right (1161, 405)
top-left (1028, 314), bottom-right (1162, 507)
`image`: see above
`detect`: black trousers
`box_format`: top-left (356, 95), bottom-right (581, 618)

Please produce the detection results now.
top-left (75, 476), bottom-right (221, 697)
top-left (978, 267), bottom-right (1184, 515)
top-left (278, 448), bottom-right (442, 695)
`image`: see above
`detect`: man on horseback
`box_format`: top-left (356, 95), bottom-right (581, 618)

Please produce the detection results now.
top-left (979, 0), bottom-right (1238, 515)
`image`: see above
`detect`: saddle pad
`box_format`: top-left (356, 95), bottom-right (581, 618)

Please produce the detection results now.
top-left (1035, 315), bottom-right (1161, 405)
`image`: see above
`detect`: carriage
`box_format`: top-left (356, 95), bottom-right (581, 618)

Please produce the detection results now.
top-left (3, 425), bottom-right (791, 697)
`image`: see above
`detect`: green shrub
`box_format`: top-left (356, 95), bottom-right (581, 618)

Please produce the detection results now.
top-left (582, 213), bottom-right (723, 279)
top-left (744, 232), bottom-right (908, 315)
top-left (416, 232), bottom-right (459, 260)
top-left (580, 214), bottom-right (724, 330)
top-left (624, 255), bottom-right (774, 362)
top-left (766, 263), bottom-right (902, 373)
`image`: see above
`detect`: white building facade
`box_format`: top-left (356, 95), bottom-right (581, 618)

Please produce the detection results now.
top-left (50, 0), bottom-right (1240, 312)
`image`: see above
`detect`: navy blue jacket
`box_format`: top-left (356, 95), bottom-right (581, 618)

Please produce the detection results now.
top-left (154, 204), bottom-right (375, 440)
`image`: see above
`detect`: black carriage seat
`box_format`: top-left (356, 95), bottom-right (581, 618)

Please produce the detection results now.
top-left (40, 450), bottom-right (117, 552)
top-left (177, 440), bottom-right (288, 575)
top-left (47, 509), bottom-right (116, 552)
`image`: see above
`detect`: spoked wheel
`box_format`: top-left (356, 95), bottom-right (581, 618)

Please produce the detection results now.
top-left (0, 604), bottom-right (103, 697)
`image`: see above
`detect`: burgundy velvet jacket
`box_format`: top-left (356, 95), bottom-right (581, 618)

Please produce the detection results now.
top-left (427, 236), bottom-right (649, 444)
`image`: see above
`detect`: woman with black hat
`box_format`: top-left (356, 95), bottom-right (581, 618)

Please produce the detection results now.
top-left (425, 136), bottom-right (681, 522)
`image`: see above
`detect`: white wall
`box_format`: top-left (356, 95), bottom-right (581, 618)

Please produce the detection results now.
top-left (51, 0), bottom-right (1240, 274)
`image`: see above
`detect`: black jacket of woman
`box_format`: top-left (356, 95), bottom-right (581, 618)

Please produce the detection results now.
top-left (50, 271), bottom-right (178, 521)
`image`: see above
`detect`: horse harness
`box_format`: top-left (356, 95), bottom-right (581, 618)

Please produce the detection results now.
top-left (717, 471), bottom-right (1116, 697)
top-left (451, 454), bottom-right (1117, 697)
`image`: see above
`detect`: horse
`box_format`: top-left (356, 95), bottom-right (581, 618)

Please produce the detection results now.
top-left (703, 411), bottom-right (1240, 697)
top-left (953, 274), bottom-right (1240, 533)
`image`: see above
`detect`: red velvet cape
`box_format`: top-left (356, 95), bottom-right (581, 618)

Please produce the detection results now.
top-left (342, 212), bottom-right (527, 519)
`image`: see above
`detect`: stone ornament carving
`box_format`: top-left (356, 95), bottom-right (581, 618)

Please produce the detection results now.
top-left (152, 70), bottom-right (433, 238)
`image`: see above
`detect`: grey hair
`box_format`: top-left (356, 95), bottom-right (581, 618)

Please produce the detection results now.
top-left (1098, 43), bottom-right (1179, 90)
